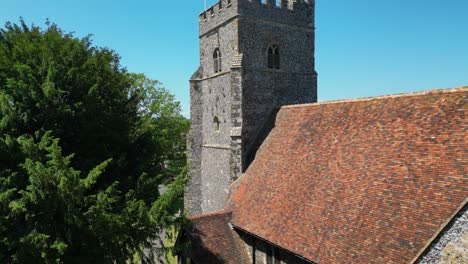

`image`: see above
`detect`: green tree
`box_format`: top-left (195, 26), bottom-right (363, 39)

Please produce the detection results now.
top-left (0, 20), bottom-right (189, 263)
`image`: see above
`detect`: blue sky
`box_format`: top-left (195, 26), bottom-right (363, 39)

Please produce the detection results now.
top-left (2, 0), bottom-right (467, 116)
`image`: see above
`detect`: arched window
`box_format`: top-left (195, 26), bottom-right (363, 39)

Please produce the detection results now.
top-left (213, 48), bottom-right (222, 73)
top-left (213, 116), bottom-right (220, 132)
top-left (267, 45), bottom-right (280, 69)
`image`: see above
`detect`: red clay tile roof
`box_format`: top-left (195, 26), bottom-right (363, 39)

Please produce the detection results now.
top-left (187, 211), bottom-right (249, 264)
top-left (230, 87), bottom-right (468, 263)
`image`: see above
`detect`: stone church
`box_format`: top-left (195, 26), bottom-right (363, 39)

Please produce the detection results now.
top-left (182, 0), bottom-right (467, 263)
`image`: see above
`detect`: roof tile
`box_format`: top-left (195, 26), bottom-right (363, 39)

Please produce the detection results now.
top-left (187, 211), bottom-right (250, 264)
top-left (230, 87), bottom-right (468, 263)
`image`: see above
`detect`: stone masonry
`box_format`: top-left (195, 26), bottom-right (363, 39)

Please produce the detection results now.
top-left (186, 0), bottom-right (318, 216)
top-left (417, 204), bottom-right (468, 264)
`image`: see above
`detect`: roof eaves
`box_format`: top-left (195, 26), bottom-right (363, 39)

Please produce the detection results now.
top-left (189, 210), bottom-right (232, 221)
top-left (231, 223), bottom-right (317, 264)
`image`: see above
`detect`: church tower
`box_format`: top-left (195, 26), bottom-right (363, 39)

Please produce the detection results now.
top-left (186, 0), bottom-right (317, 215)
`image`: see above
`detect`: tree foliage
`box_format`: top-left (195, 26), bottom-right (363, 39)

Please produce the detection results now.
top-left (0, 19), bottom-right (189, 263)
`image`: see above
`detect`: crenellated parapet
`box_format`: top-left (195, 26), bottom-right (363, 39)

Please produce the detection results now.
top-left (199, 0), bottom-right (239, 37)
top-left (246, 0), bottom-right (314, 11)
top-left (199, 0), bottom-right (314, 36)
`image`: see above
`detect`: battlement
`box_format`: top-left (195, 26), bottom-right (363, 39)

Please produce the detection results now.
top-left (199, 0), bottom-right (314, 36)
top-left (199, 0), bottom-right (239, 36)
top-left (200, 0), bottom-right (313, 18)
top-left (199, 0), bottom-right (231, 22)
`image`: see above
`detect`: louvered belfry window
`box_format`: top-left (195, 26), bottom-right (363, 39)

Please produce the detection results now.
top-left (267, 45), bottom-right (280, 69)
top-left (213, 48), bottom-right (222, 73)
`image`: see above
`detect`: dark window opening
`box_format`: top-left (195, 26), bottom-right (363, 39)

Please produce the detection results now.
top-left (266, 246), bottom-right (273, 264)
top-left (214, 116), bottom-right (220, 132)
top-left (266, 246), bottom-right (280, 264)
top-left (267, 45), bottom-right (280, 69)
top-left (213, 48), bottom-right (222, 73)
top-left (227, 0), bottom-right (232, 6)
top-left (280, 0), bottom-right (288, 8)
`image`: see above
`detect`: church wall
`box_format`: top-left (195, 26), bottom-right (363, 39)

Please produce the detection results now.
top-left (186, 70), bottom-right (234, 215)
top-left (238, 14), bottom-right (317, 169)
top-left (199, 20), bottom-right (238, 80)
top-left (238, 17), bottom-right (315, 72)
top-left (229, 67), bottom-right (244, 180)
top-left (241, 69), bottom-right (316, 167)
top-left (200, 74), bottom-right (232, 146)
top-left (416, 204), bottom-right (468, 264)
top-left (195, 13), bottom-right (239, 214)
top-left (200, 147), bottom-right (231, 213)
top-left (185, 79), bottom-right (204, 216)
top-left (199, 72), bottom-right (233, 213)
top-left (188, 0), bottom-right (317, 215)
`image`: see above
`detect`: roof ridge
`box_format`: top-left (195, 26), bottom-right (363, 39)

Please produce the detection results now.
top-left (189, 210), bottom-right (232, 220)
top-left (282, 86), bottom-right (468, 110)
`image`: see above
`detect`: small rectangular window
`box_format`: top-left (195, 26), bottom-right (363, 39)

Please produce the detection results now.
top-left (227, 0), bottom-right (232, 7)
top-left (210, 8), bottom-right (215, 17)
top-left (219, 1), bottom-right (223, 10)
